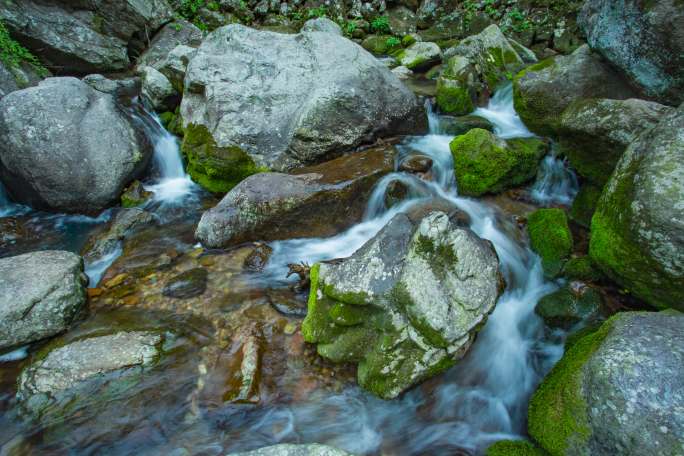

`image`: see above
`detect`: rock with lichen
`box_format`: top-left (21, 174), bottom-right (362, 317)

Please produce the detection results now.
top-left (302, 211), bottom-right (502, 399)
top-left (528, 311), bottom-right (684, 456)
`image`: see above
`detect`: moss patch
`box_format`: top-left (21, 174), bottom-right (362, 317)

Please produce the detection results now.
top-left (528, 317), bottom-right (614, 455)
top-left (527, 208), bottom-right (573, 277)
top-left (535, 286), bottom-right (602, 329)
top-left (570, 184), bottom-right (602, 228)
top-left (181, 123), bottom-right (261, 193)
top-left (436, 77), bottom-right (474, 115)
top-left (562, 256), bottom-right (602, 282)
top-left (450, 129), bottom-right (547, 196)
top-left (486, 440), bottom-right (548, 456)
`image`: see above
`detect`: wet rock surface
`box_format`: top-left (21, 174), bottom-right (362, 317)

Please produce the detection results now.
top-left (0, 250), bottom-right (87, 351)
top-left (163, 268), bottom-right (209, 299)
top-left (229, 444), bottom-right (353, 456)
top-left (195, 146), bottom-right (395, 247)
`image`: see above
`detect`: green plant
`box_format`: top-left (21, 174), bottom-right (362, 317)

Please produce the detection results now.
top-left (507, 8), bottom-right (532, 33)
top-left (177, 0), bottom-right (206, 20)
top-left (370, 15), bottom-right (390, 34)
top-left (385, 36), bottom-right (401, 48)
top-left (305, 6), bottom-right (328, 19)
top-left (0, 20), bottom-right (47, 76)
top-left (207, 1), bottom-right (220, 11)
top-left (344, 21), bottom-right (357, 36)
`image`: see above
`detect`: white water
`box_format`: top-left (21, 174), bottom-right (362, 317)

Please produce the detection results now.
top-left (530, 146), bottom-right (579, 206)
top-left (253, 84), bottom-right (574, 454)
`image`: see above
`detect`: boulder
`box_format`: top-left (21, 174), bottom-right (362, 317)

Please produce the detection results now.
top-left (361, 34), bottom-right (403, 55)
top-left (396, 42), bottom-right (442, 71)
top-left (301, 17), bottom-right (342, 35)
top-left (569, 184), bottom-right (602, 229)
top-left (229, 444), bottom-right (353, 456)
top-left (0, 77), bottom-right (152, 213)
top-left (529, 311), bottom-right (684, 456)
top-left (141, 66), bottom-right (178, 111)
top-left (135, 20), bottom-right (203, 72)
top-left (392, 65), bottom-right (412, 79)
top-left (0, 60), bottom-right (44, 99)
top-left (195, 146), bottom-right (394, 247)
top-left (387, 6), bottom-right (418, 36)
top-left (535, 285), bottom-right (603, 330)
top-left (590, 104), bottom-right (684, 311)
top-left (81, 74), bottom-right (139, 97)
top-left (158, 45), bottom-right (196, 93)
top-left (436, 25), bottom-right (527, 115)
top-left (527, 208), bottom-right (573, 278)
top-left (513, 45), bottom-right (636, 136)
top-left (0, 251), bottom-right (87, 351)
top-left (435, 114), bottom-right (494, 136)
top-left (0, 0), bottom-right (173, 73)
top-left (558, 98), bottom-right (674, 185)
top-left (180, 24), bottom-right (426, 181)
top-left (303, 211), bottom-right (502, 399)
top-left (449, 129), bottom-right (548, 196)
top-left (579, 0), bottom-right (684, 105)
top-left (17, 331), bottom-right (163, 411)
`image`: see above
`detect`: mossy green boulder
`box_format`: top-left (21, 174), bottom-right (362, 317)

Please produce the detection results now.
top-left (589, 104), bottom-right (684, 311)
top-left (535, 285), bottom-right (603, 330)
top-left (527, 208), bottom-right (573, 278)
top-left (396, 41), bottom-right (442, 70)
top-left (449, 128), bottom-right (548, 196)
top-left (361, 34), bottom-right (403, 55)
top-left (303, 211), bottom-right (502, 399)
top-left (181, 124), bottom-right (261, 193)
top-left (562, 257), bottom-right (602, 282)
top-left (528, 311), bottom-right (684, 455)
top-left (569, 184), bottom-right (601, 229)
top-left (486, 440), bottom-right (547, 456)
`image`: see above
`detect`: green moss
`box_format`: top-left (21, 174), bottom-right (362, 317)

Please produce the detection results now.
top-left (486, 440), bottom-right (548, 456)
top-left (570, 184), bottom-right (602, 228)
top-left (527, 208), bottom-right (573, 278)
top-left (450, 129), bottom-right (546, 196)
top-left (535, 286), bottom-right (602, 329)
top-left (181, 123), bottom-right (261, 193)
top-left (528, 317), bottom-right (614, 455)
top-left (512, 58), bottom-right (558, 136)
top-left (322, 282), bottom-right (371, 306)
top-left (562, 257), bottom-right (602, 282)
top-left (0, 19), bottom-right (48, 77)
top-left (361, 34), bottom-right (402, 55)
top-left (329, 302), bottom-right (369, 327)
top-left (401, 34), bottom-right (417, 47)
top-left (317, 325), bottom-right (378, 363)
top-left (436, 78), bottom-right (474, 115)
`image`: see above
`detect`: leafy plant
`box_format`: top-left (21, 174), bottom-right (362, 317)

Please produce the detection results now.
top-left (370, 16), bottom-right (390, 34)
top-left (207, 1), bottom-right (220, 11)
top-left (385, 36), bottom-right (401, 48)
top-left (507, 8), bottom-right (531, 33)
top-left (177, 0), bottom-right (206, 20)
top-left (305, 6), bottom-right (328, 19)
top-left (0, 20), bottom-right (47, 76)
top-left (344, 21), bottom-right (357, 36)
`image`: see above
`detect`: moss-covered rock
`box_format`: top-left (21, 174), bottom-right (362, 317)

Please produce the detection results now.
top-left (527, 208), bottom-right (573, 277)
top-left (396, 42), bottom-right (442, 70)
top-left (535, 285), bottom-right (603, 329)
top-left (589, 105), bottom-right (684, 311)
top-left (120, 180), bottom-right (152, 208)
top-left (436, 114), bottom-right (494, 136)
top-left (486, 440), bottom-right (547, 456)
top-left (569, 183), bottom-right (601, 229)
top-left (449, 128), bottom-right (548, 196)
top-left (181, 123), bottom-right (261, 193)
top-left (512, 46), bottom-right (636, 136)
top-left (529, 311), bottom-right (684, 455)
top-left (562, 256), bottom-right (602, 282)
top-left (303, 211), bottom-right (502, 399)
top-left (361, 34), bottom-right (403, 55)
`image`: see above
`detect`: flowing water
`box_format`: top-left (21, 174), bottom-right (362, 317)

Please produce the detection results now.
top-left (0, 84), bottom-right (577, 455)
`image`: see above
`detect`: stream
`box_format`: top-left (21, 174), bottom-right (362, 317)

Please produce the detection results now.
top-left (0, 83), bottom-right (578, 455)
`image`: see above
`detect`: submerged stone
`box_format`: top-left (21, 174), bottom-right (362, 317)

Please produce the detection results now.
top-left (303, 211), bottom-right (502, 399)
top-left (162, 268), bottom-right (208, 299)
top-left (535, 285), bottom-right (603, 330)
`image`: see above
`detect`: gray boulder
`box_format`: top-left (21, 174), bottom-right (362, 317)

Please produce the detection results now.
top-left (0, 61), bottom-right (44, 99)
top-left (529, 311), bottom-right (684, 456)
top-left (579, 0), bottom-right (684, 105)
top-left (301, 17), bottom-right (342, 35)
top-left (141, 66), bottom-right (178, 111)
top-left (195, 146), bottom-right (394, 247)
top-left (17, 331), bottom-right (163, 407)
top-left (229, 444), bottom-right (353, 456)
top-left (513, 45), bottom-right (636, 136)
top-left (303, 211), bottom-right (502, 398)
top-left (0, 251), bottom-right (87, 351)
top-left (82, 74), bottom-right (140, 97)
top-left (397, 42), bottom-right (442, 71)
top-left (180, 24), bottom-right (426, 179)
top-left (590, 104), bottom-right (684, 311)
top-left (0, 77), bottom-right (152, 213)
top-left (558, 98), bottom-right (674, 185)
top-left (135, 20), bottom-right (203, 72)
top-left (158, 44), bottom-right (197, 93)
top-left (0, 0), bottom-right (173, 73)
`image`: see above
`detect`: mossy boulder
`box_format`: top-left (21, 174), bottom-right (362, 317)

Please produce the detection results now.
top-left (512, 45), bottom-right (636, 137)
top-left (396, 42), bottom-right (442, 70)
top-left (361, 34), bottom-right (403, 55)
top-left (527, 208), bottom-right (573, 278)
top-left (436, 25), bottom-right (529, 114)
top-left (449, 128), bottom-right (548, 196)
top-left (535, 285), bottom-right (603, 330)
top-left (436, 114), bottom-right (494, 136)
top-left (528, 311), bottom-right (684, 456)
top-left (589, 104), bottom-right (684, 311)
top-left (557, 98), bottom-right (674, 186)
top-left (303, 211), bottom-right (502, 399)
top-left (181, 124), bottom-right (261, 193)
top-left (120, 180), bottom-right (152, 208)
top-left (486, 440), bottom-right (547, 456)
top-left (562, 257), bottom-right (602, 283)
top-left (569, 184), bottom-right (601, 229)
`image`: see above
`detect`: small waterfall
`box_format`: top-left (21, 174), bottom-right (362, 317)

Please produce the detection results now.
top-left (473, 83), bottom-right (535, 139)
top-left (529, 146), bottom-right (579, 206)
top-left (0, 182), bottom-right (29, 218)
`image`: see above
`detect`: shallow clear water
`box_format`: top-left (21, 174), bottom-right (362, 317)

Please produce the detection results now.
top-left (0, 85), bottom-right (577, 455)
